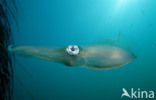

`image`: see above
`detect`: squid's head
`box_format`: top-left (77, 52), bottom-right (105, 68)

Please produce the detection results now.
top-left (55, 45), bottom-right (84, 66)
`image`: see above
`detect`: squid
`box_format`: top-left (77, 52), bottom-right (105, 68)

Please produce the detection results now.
top-left (8, 44), bottom-right (136, 70)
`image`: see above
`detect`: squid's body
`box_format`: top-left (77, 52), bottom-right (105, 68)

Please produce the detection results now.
top-left (8, 45), bottom-right (136, 70)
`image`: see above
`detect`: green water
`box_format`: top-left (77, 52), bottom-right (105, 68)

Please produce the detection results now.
top-left (12, 0), bottom-right (156, 100)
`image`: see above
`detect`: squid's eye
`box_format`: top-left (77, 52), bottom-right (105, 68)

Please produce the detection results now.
top-left (66, 45), bottom-right (79, 56)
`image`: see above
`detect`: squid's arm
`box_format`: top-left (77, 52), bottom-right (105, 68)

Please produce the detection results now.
top-left (8, 46), bottom-right (60, 62)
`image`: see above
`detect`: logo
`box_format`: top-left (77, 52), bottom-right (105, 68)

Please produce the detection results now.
top-left (121, 88), bottom-right (155, 99)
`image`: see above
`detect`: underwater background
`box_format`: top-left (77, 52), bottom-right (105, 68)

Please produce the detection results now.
top-left (12, 0), bottom-right (156, 100)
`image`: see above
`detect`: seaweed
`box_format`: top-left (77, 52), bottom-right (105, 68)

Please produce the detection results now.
top-left (0, 0), bottom-right (16, 100)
